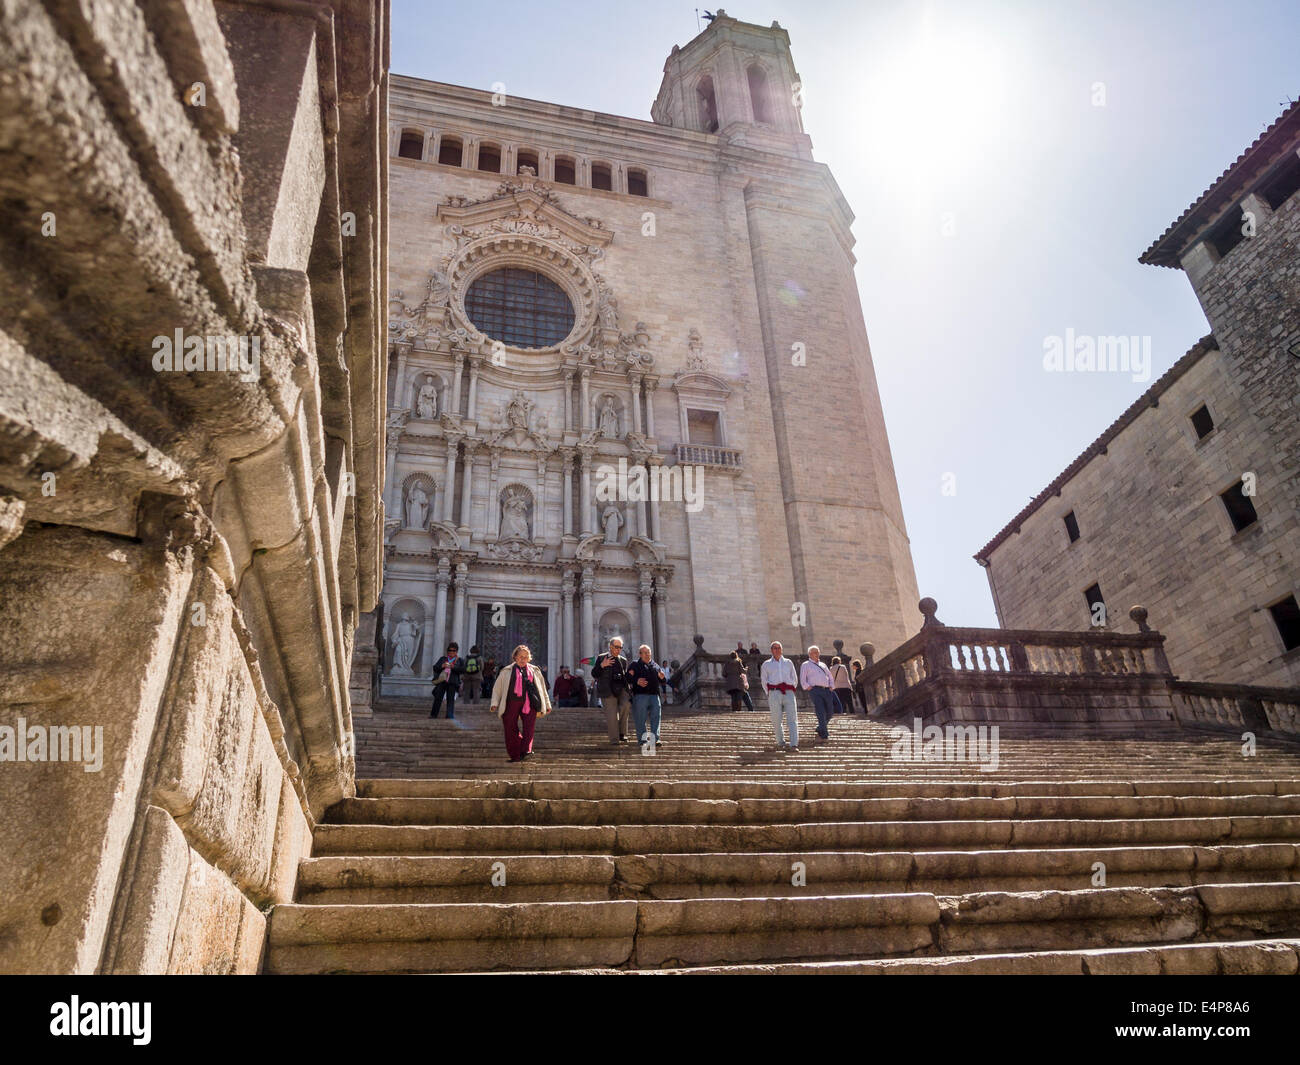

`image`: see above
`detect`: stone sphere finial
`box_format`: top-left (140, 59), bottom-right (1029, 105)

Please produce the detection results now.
top-left (1129, 605), bottom-right (1150, 632)
top-left (919, 597), bottom-right (940, 627)
top-left (693, 634), bottom-right (705, 652)
top-left (859, 642), bottom-right (875, 666)
top-left (832, 638), bottom-right (845, 655)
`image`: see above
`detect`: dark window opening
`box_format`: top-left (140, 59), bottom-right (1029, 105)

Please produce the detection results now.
top-left (398, 130), bottom-right (424, 159)
top-left (477, 144), bottom-right (501, 173)
top-left (627, 169), bottom-right (648, 197)
top-left (554, 157), bottom-right (576, 184)
top-left (1268, 595), bottom-right (1300, 651)
top-left (1206, 208), bottom-right (1248, 258)
top-left (437, 137), bottom-right (463, 167)
top-left (747, 65), bottom-right (772, 124)
top-left (1084, 583), bottom-right (1106, 626)
top-left (517, 148), bottom-right (539, 175)
top-left (463, 267), bottom-right (575, 349)
top-left (591, 163), bottom-right (612, 191)
top-left (1260, 154), bottom-right (1300, 211)
top-left (1220, 482), bottom-right (1259, 532)
top-left (1063, 510), bottom-right (1081, 543)
top-left (686, 409), bottom-right (721, 445)
top-left (697, 75), bottom-right (719, 133)
top-left (1190, 403), bottom-right (1215, 439)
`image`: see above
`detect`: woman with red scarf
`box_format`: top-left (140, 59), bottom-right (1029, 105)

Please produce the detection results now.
top-left (489, 644), bottom-right (553, 763)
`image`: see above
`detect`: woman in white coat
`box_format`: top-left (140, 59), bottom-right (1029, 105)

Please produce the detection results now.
top-left (490, 644), bottom-right (553, 762)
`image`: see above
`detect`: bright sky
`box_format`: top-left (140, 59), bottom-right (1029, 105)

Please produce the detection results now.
top-left (391, 0), bottom-right (1299, 628)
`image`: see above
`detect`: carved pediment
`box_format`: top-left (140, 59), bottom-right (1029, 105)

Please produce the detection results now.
top-left (437, 179), bottom-right (615, 251)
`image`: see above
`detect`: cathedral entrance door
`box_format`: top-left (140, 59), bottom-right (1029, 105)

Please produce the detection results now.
top-left (476, 605), bottom-right (550, 682)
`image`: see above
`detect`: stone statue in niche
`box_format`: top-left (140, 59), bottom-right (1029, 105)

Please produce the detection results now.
top-left (506, 391), bottom-right (532, 432)
top-left (598, 290), bottom-right (619, 330)
top-left (392, 613), bottom-right (421, 675)
top-left (597, 397), bottom-right (619, 438)
top-left (599, 618), bottom-right (627, 648)
top-left (415, 375), bottom-right (438, 419)
top-left (405, 482), bottom-right (430, 530)
top-left (601, 504), bottom-right (623, 545)
top-left (500, 487), bottom-right (532, 540)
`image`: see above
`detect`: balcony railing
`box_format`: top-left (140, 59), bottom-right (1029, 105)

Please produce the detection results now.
top-left (675, 443), bottom-right (743, 469)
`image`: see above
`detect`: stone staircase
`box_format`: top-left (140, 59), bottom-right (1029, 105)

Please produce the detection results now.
top-left (266, 704), bottom-right (1300, 973)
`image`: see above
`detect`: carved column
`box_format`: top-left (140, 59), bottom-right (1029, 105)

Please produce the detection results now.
top-left (394, 349), bottom-right (409, 408)
top-left (384, 423), bottom-right (403, 514)
top-left (563, 370), bottom-right (574, 431)
top-left (646, 457), bottom-right (662, 542)
top-left (579, 447), bottom-right (594, 536)
top-left (431, 558), bottom-right (451, 663)
top-left (580, 565), bottom-right (595, 663)
top-left (638, 569), bottom-right (654, 653)
top-left (536, 454), bottom-right (548, 540)
top-left (580, 368), bottom-right (591, 431)
top-left (561, 570), bottom-right (575, 672)
top-left (459, 441), bottom-right (476, 530)
top-left (418, 597), bottom-right (437, 676)
top-left (654, 578), bottom-right (670, 658)
top-left (451, 353), bottom-right (465, 415)
top-left (626, 483), bottom-right (640, 540)
top-left (629, 372), bottom-right (643, 435)
top-left (561, 450), bottom-right (574, 537)
top-left (442, 435), bottom-right (461, 523)
top-left (451, 561), bottom-right (468, 646)
top-left (643, 377), bottom-right (657, 438)
top-left (466, 355), bottom-right (482, 421)
top-left (488, 449), bottom-right (501, 539)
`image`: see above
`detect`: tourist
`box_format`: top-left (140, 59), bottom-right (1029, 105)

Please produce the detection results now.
top-left (463, 644), bottom-right (483, 697)
top-left (552, 665), bottom-right (582, 708)
top-left (591, 636), bottom-right (632, 744)
top-left (661, 658), bottom-right (676, 704)
top-left (800, 645), bottom-right (837, 741)
top-left (735, 641), bottom-right (747, 657)
top-left (852, 659), bottom-right (871, 715)
top-left (760, 641), bottom-right (799, 751)
top-left (430, 641), bottom-right (464, 718)
top-left (629, 645), bottom-right (666, 748)
top-left (723, 650), bottom-right (755, 711)
top-left (489, 643), bottom-right (552, 762)
top-left (748, 641), bottom-right (761, 656)
top-left (480, 655), bottom-right (497, 700)
top-left (829, 655), bottom-right (854, 714)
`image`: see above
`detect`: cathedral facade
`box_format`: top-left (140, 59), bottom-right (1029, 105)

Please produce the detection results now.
top-left (378, 13), bottom-right (919, 693)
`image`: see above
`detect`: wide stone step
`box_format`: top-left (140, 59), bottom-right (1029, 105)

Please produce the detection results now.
top-left (264, 882), bottom-right (1300, 973)
top-left (310, 814), bottom-right (1300, 857)
top-left (295, 844), bottom-right (1300, 904)
top-left (325, 793), bottom-right (1300, 826)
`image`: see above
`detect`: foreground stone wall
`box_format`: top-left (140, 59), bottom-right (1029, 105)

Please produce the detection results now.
top-left (0, 0), bottom-right (388, 973)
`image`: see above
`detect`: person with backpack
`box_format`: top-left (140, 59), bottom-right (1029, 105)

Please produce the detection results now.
top-left (462, 645), bottom-right (482, 701)
top-left (430, 642), bottom-right (464, 719)
top-left (829, 655), bottom-right (854, 714)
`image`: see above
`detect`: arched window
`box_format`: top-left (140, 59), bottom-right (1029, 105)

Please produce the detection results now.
top-left (397, 129), bottom-right (424, 159)
top-left (553, 156), bottom-right (576, 185)
top-left (747, 65), bottom-right (772, 124)
top-left (437, 136), bottom-right (463, 167)
top-left (590, 162), bottom-right (612, 191)
top-left (627, 168), bottom-right (649, 197)
top-left (697, 75), bottom-right (719, 133)
top-left (464, 268), bottom-right (575, 349)
top-left (477, 143), bottom-right (501, 173)
top-left (516, 148), bottom-right (539, 175)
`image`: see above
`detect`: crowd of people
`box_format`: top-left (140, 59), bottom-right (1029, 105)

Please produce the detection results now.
top-left (426, 634), bottom-right (870, 762)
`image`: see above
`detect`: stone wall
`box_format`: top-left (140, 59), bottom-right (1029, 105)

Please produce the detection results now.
top-left (0, 0), bottom-right (388, 974)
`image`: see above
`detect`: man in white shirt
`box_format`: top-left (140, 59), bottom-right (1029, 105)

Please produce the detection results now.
top-left (760, 641), bottom-right (799, 751)
top-left (800, 645), bottom-right (836, 741)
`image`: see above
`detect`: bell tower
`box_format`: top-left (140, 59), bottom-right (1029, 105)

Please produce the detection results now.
top-left (652, 10), bottom-right (811, 158)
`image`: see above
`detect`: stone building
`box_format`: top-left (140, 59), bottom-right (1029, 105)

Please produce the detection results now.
top-left (975, 102), bottom-right (1300, 689)
top-left (0, 0), bottom-right (387, 973)
top-left (379, 11), bottom-right (919, 691)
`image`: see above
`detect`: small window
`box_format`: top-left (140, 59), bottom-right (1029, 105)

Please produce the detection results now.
top-left (437, 136), bottom-right (463, 167)
top-left (1220, 482), bottom-right (1258, 532)
top-left (591, 163), bottom-right (612, 191)
top-left (747, 65), bottom-right (772, 124)
top-left (687, 409), bottom-right (721, 445)
top-left (627, 168), bottom-right (648, 197)
top-left (697, 75), bottom-right (719, 133)
top-left (1190, 404), bottom-right (1215, 439)
top-left (1063, 510), bottom-right (1080, 543)
top-left (1084, 583), bottom-right (1106, 626)
top-left (477, 144), bottom-right (501, 173)
top-left (516, 148), bottom-right (539, 176)
top-left (1268, 595), bottom-right (1300, 651)
top-left (397, 130), bottom-right (424, 159)
top-left (1205, 208), bottom-right (1247, 258)
top-left (1260, 154), bottom-right (1300, 211)
top-left (554, 156), bottom-right (576, 185)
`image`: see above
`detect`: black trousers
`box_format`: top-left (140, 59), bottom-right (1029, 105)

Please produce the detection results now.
top-left (431, 683), bottom-right (457, 718)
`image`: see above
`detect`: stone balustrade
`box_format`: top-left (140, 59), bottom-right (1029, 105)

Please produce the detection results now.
top-left (674, 442), bottom-right (744, 469)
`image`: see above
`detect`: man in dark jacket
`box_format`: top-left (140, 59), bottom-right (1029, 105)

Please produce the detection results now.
top-left (430, 642), bottom-right (464, 719)
top-left (591, 637), bottom-right (631, 744)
